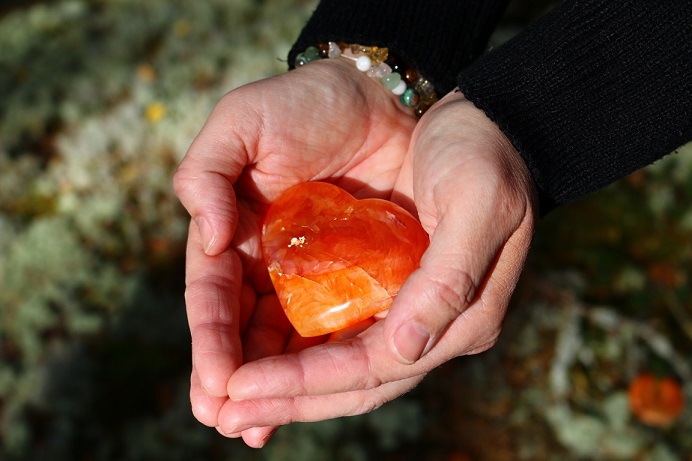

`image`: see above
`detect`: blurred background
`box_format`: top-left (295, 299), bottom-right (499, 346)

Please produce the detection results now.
top-left (1, 0), bottom-right (690, 459)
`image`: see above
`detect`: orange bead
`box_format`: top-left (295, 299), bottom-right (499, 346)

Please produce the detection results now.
top-left (628, 373), bottom-right (685, 427)
top-left (261, 182), bottom-right (429, 337)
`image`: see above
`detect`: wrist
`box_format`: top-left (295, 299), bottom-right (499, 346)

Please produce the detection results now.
top-left (416, 88), bottom-right (539, 217)
top-left (293, 42), bottom-right (439, 118)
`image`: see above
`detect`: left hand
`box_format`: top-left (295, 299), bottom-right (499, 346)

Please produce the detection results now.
top-left (218, 90), bottom-right (538, 439)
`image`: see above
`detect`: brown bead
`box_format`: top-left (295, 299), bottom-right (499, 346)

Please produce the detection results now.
top-left (404, 68), bottom-right (418, 83)
top-left (318, 43), bottom-right (330, 59)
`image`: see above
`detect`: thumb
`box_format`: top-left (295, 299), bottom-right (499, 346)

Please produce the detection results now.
top-left (383, 210), bottom-right (500, 364)
top-left (173, 96), bottom-right (255, 255)
top-left (382, 90), bottom-right (536, 365)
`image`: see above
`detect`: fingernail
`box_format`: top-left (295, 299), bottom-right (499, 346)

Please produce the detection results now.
top-left (392, 321), bottom-right (431, 364)
top-left (259, 427), bottom-right (278, 448)
top-left (195, 217), bottom-right (216, 254)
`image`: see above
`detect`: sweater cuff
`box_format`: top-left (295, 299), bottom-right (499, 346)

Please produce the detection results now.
top-left (458, 0), bottom-right (692, 213)
top-left (289, 0), bottom-right (509, 95)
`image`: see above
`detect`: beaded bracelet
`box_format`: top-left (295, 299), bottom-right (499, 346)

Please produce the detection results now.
top-left (294, 42), bottom-right (439, 118)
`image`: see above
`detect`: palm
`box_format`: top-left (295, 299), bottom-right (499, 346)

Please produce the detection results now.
top-left (231, 59), bottom-right (416, 199)
top-left (230, 57), bottom-right (418, 324)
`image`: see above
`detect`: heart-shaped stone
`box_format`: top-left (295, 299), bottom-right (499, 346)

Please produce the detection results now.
top-left (261, 181), bottom-right (429, 337)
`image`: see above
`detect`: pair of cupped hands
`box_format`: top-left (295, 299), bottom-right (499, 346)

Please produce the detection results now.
top-left (173, 58), bottom-right (537, 447)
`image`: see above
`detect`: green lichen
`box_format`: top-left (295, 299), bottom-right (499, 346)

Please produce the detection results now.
top-left (1, 0), bottom-right (690, 459)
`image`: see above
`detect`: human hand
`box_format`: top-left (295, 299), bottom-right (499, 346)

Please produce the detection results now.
top-left (173, 58), bottom-right (418, 447)
top-left (217, 90), bottom-right (538, 438)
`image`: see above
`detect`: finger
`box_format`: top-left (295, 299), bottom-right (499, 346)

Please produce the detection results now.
top-left (240, 426), bottom-right (279, 449)
top-left (384, 202), bottom-right (509, 364)
top-left (186, 220), bottom-right (244, 397)
top-left (387, 171), bottom-right (536, 363)
top-left (216, 423), bottom-right (278, 448)
top-left (240, 294), bottom-right (292, 363)
top-left (384, 103), bottom-right (534, 364)
top-left (233, 294), bottom-right (292, 447)
top-left (216, 426), bottom-right (242, 438)
top-left (173, 95), bottom-right (257, 255)
top-left (218, 375), bottom-right (424, 434)
top-left (190, 368), bottom-right (228, 427)
top-left (226, 321), bottom-right (427, 400)
top-left (238, 282), bottom-right (256, 336)
top-left (225, 287), bottom-right (513, 402)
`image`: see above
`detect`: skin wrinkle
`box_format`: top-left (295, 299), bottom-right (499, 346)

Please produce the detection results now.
top-left (173, 169), bottom-right (240, 228)
top-left (228, 357), bottom-right (293, 402)
top-left (185, 277), bottom-right (239, 326)
top-left (351, 391), bottom-right (387, 416)
top-left (348, 337), bottom-right (384, 391)
top-left (218, 91), bottom-right (262, 167)
top-left (245, 70), bottom-right (380, 197)
top-left (225, 374), bottom-right (428, 430)
top-left (175, 163), bottom-right (240, 237)
top-left (420, 265), bottom-right (476, 318)
top-left (305, 339), bottom-right (384, 394)
top-left (310, 62), bottom-right (412, 185)
top-left (192, 326), bottom-right (241, 378)
top-left (283, 353), bottom-right (310, 398)
top-left (191, 369), bottom-right (227, 425)
top-left (457, 324), bottom-right (501, 356)
top-left (223, 400), bottom-right (290, 433)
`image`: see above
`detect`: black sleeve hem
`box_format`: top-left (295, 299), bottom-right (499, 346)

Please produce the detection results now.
top-left (457, 0), bottom-right (692, 213)
top-left (288, 0), bottom-right (509, 95)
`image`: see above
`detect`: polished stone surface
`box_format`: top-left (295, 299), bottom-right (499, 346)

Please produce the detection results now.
top-left (262, 182), bottom-right (429, 337)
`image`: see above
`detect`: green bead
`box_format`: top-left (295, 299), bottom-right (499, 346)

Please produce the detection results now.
top-left (380, 72), bottom-right (402, 90)
top-left (400, 88), bottom-right (420, 108)
top-left (303, 46), bottom-right (320, 62)
top-left (294, 53), bottom-right (309, 67)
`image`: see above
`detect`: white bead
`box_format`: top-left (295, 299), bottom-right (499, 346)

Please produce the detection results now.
top-left (367, 62), bottom-right (392, 78)
top-left (327, 42), bottom-right (341, 59)
top-left (391, 80), bottom-right (407, 95)
top-left (355, 55), bottom-right (372, 72)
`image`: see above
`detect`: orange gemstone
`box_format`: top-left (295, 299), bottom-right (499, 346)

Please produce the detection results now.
top-left (261, 182), bottom-right (429, 337)
top-left (628, 373), bottom-right (685, 427)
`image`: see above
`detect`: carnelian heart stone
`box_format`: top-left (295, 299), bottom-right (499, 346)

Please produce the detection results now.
top-left (261, 181), bottom-right (429, 337)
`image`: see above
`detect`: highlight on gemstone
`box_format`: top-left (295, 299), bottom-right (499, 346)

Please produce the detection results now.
top-left (261, 181), bottom-right (429, 337)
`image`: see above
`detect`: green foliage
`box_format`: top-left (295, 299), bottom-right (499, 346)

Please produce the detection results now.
top-left (0, 0), bottom-right (318, 458)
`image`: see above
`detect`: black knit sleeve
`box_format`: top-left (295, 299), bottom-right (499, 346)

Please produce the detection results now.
top-left (457, 0), bottom-right (692, 212)
top-left (288, 0), bottom-right (509, 95)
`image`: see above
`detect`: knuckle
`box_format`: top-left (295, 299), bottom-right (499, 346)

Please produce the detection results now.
top-left (356, 341), bottom-right (384, 390)
top-left (340, 339), bottom-right (382, 390)
top-left (185, 276), bottom-right (238, 324)
top-left (465, 333), bottom-right (500, 356)
top-left (172, 165), bottom-right (191, 198)
top-left (354, 396), bottom-right (387, 416)
top-left (458, 304), bottom-right (504, 356)
top-left (423, 266), bottom-right (477, 318)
